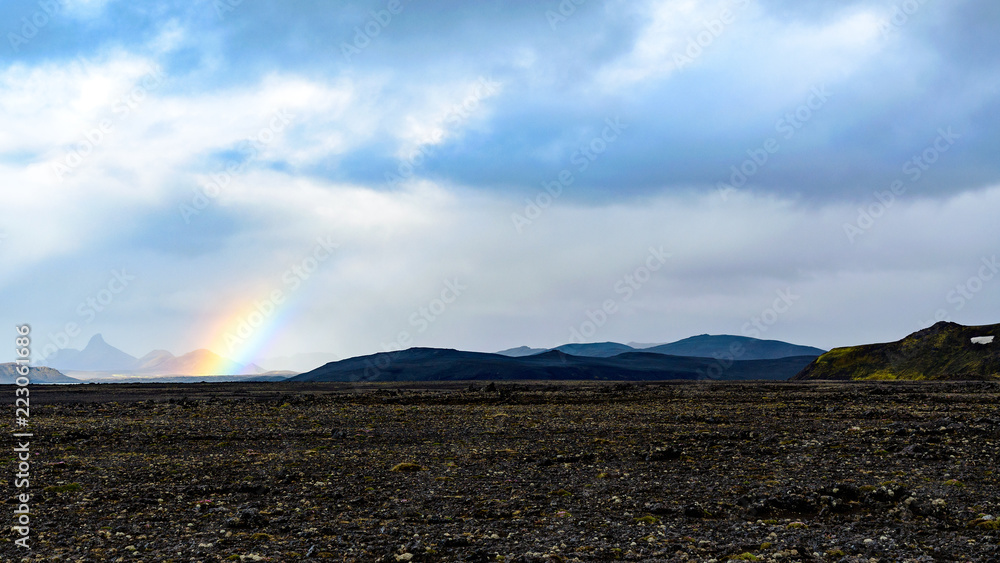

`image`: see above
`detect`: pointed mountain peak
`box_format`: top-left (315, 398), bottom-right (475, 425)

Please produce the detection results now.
top-left (53, 333), bottom-right (138, 372)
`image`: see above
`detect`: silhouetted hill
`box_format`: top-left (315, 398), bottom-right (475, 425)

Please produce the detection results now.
top-left (495, 346), bottom-right (549, 357)
top-left (552, 342), bottom-right (637, 358)
top-left (0, 364), bottom-right (78, 384)
top-left (792, 321), bottom-right (1000, 381)
top-left (627, 341), bottom-right (665, 349)
top-left (40, 335), bottom-right (262, 377)
top-left (45, 334), bottom-right (138, 371)
top-left (291, 347), bottom-right (815, 382)
top-left (140, 349), bottom-right (262, 376)
top-left (136, 350), bottom-right (175, 370)
top-left (646, 334), bottom-right (825, 360)
top-left (496, 336), bottom-right (823, 360)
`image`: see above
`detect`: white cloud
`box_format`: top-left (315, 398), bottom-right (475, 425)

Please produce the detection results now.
top-left (596, 0), bottom-right (885, 98)
top-left (108, 175), bottom-right (1000, 358)
top-left (1, 1), bottom-right (997, 365)
top-left (595, 0), bottom-right (724, 89)
top-left (0, 55), bottom-right (366, 272)
top-left (63, 0), bottom-right (114, 18)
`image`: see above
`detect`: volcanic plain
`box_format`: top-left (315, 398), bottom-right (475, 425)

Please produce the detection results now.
top-left (2, 380), bottom-right (999, 562)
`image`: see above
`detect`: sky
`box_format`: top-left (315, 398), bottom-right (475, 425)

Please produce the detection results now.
top-left (2, 0), bottom-right (999, 367)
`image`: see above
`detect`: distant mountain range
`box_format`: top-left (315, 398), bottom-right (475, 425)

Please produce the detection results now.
top-left (295, 334), bottom-right (826, 383)
top-left (551, 342), bottom-right (638, 358)
top-left (291, 348), bottom-right (819, 382)
top-left (42, 334), bottom-right (264, 378)
top-left (497, 335), bottom-right (825, 360)
top-left (36, 333), bottom-right (826, 382)
top-left (45, 334), bottom-right (138, 371)
top-left (25, 324), bottom-right (1000, 383)
top-left (0, 363), bottom-right (77, 384)
top-left (793, 321), bottom-right (1000, 381)
top-left (495, 346), bottom-right (549, 357)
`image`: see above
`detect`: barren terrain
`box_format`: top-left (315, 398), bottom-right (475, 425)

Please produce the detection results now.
top-left (3, 381), bottom-right (999, 562)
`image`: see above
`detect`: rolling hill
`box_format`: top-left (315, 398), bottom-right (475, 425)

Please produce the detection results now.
top-left (133, 348), bottom-right (262, 376)
top-left (0, 364), bottom-right (78, 384)
top-left (792, 321), bottom-right (1000, 381)
top-left (645, 334), bottom-right (826, 360)
top-left (495, 346), bottom-right (549, 357)
top-left (38, 334), bottom-right (263, 378)
top-left (551, 342), bottom-right (638, 358)
top-left (496, 335), bottom-right (825, 361)
top-left (44, 334), bottom-right (138, 371)
top-left (290, 347), bottom-right (817, 382)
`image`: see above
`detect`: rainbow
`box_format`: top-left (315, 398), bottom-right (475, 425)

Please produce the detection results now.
top-left (194, 290), bottom-right (304, 375)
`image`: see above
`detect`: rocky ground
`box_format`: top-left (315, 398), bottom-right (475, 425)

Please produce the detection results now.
top-left (2, 380), bottom-right (1000, 562)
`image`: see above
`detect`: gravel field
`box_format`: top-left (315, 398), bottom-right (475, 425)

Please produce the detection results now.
top-left (2, 381), bottom-right (999, 562)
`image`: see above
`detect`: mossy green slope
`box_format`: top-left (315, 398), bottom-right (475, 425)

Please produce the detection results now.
top-left (792, 321), bottom-right (1000, 381)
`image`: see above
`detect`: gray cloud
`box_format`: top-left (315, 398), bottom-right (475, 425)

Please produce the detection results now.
top-left (1, 0), bottom-right (998, 363)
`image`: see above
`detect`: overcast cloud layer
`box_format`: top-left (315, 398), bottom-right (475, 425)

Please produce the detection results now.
top-left (2, 0), bottom-right (998, 365)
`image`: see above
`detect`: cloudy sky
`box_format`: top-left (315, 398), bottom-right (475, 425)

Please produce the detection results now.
top-left (3, 0), bottom-right (999, 366)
